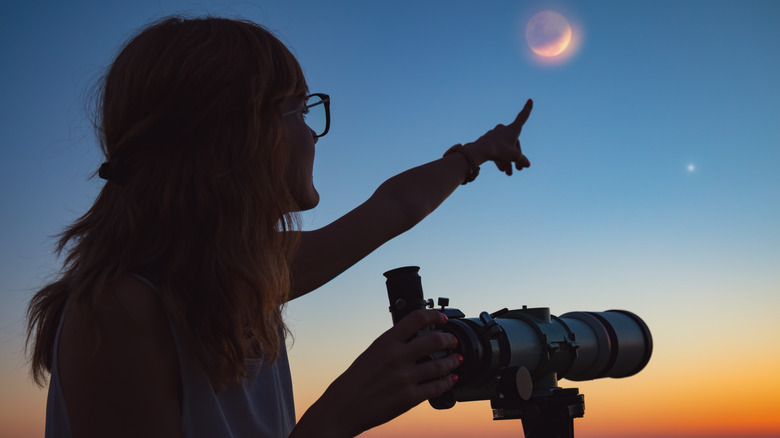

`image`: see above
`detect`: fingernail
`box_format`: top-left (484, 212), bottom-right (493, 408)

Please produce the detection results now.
top-left (451, 374), bottom-right (459, 383)
top-left (457, 354), bottom-right (464, 364)
top-left (442, 314), bottom-right (449, 323)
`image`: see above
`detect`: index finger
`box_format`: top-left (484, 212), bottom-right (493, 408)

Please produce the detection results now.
top-left (510, 98), bottom-right (534, 132)
top-left (389, 309), bottom-right (448, 342)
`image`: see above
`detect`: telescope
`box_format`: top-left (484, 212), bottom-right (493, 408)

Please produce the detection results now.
top-left (384, 266), bottom-right (653, 438)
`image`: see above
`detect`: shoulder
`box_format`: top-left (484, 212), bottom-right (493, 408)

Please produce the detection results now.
top-left (59, 274), bottom-right (176, 364)
top-left (58, 274), bottom-right (183, 437)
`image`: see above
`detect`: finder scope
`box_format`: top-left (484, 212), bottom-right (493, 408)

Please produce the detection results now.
top-left (384, 266), bottom-right (653, 430)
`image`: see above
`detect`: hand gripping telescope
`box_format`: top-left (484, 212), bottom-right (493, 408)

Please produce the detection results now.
top-left (384, 266), bottom-right (653, 438)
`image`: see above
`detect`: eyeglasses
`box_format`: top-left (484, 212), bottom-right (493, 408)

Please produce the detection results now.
top-left (282, 93), bottom-right (330, 138)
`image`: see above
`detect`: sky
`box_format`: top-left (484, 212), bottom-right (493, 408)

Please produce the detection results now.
top-left (1, 1), bottom-right (779, 437)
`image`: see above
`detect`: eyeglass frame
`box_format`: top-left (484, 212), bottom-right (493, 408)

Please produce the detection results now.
top-left (282, 93), bottom-right (330, 138)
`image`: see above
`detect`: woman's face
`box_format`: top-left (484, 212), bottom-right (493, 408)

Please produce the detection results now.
top-left (281, 94), bottom-right (319, 211)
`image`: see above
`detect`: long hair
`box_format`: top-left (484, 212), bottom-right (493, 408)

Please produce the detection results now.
top-left (26, 16), bottom-right (307, 390)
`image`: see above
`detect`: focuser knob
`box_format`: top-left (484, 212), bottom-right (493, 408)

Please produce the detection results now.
top-left (479, 311), bottom-right (503, 338)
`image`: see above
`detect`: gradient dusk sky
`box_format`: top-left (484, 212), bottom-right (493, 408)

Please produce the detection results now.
top-left (2, 1), bottom-right (779, 437)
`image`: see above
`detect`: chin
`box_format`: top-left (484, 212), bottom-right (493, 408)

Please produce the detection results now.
top-left (296, 189), bottom-right (319, 211)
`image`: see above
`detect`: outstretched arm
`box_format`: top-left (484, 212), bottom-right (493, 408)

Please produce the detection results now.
top-left (290, 99), bottom-right (533, 299)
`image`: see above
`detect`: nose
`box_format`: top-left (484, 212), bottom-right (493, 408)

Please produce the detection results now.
top-left (310, 127), bottom-right (318, 144)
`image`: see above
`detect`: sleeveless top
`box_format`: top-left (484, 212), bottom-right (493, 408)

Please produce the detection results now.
top-left (44, 277), bottom-right (296, 438)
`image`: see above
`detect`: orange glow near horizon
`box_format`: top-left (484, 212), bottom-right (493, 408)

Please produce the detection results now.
top-left (8, 299), bottom-right (779, 438)
top-left (290, 340), bottom-right (780, 438)
top-left (4, 345), bottom-right (779, 438)
top-left (285, 305), bottom-right (780, 438)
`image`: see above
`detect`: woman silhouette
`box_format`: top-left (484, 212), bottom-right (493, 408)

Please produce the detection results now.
top-left (27, 16), bottom-right (533, 438)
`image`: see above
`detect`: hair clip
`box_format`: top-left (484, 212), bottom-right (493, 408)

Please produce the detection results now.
top-left (98, 155), bottom-right (126, 184)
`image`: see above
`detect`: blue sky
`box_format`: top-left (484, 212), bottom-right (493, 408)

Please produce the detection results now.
top-left (2, 1), bottom-right (779, 436)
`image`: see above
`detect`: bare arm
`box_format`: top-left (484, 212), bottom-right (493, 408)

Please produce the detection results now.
top-left (290, 156), bottom-right (466, 297)
top-left (290, 99), bottom-right (533, 299)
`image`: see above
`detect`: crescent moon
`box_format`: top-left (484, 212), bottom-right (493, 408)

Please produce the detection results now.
top-left (526, 11), bottom-right (572, 57)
